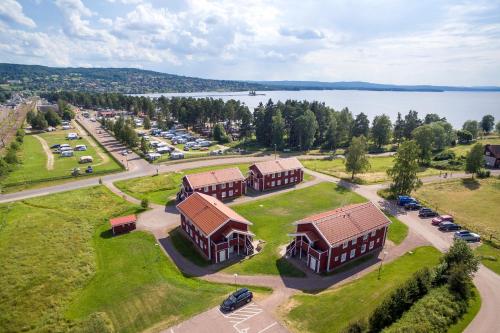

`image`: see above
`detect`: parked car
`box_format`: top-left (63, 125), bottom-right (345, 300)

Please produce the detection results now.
top-left (67, 133), bottom-right (78, 140)
top-left (438, 222), bottom-right (461, 231)
top-left (404, 202), bottom-right (422, 210)
top-left (79, 156), bottom-right (93, 163)
top-left (220, 288), bottom-right (253, 312)
top-left (85, 165), bottom-right (94, 173)
top-left (51, 144), bottom-right (61, 149)
top-left (419, 208), bottom-right (438, 218)
top-left (170, 152), bottom-right (185, 160)
top-left (75, 144), bottom-right (87, 151)
top-left (397, 195), bottom-right (417, 206)
top-left (121, 149), bottom-right (128, 156)
top-left (454, 230), bottom-right (480, 242)
top-left (146, 153), bottom-right (161, 161)
top-left (183, 146), bottom-right (190, 151)
top-left (191, 144), bottom-right (200, 150)
top-left (431, 215), bottom-right (454, 226)
top-left (61, 150), bottom-right (74, 157)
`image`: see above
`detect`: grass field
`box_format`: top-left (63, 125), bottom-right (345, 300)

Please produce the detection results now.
top-left (114, 163), bottom-right (251, 205)
top-left (282, 246), bottom-right (441, 333)
top-left (449, 136), bottom-right (500, 158)
top-left (0, 186), bottom-right (258, 333)
top-left (0, 129), bottom-right (121, 192)
top-left (475, 242), bottom-right (500, 275)
top-left (414, 178), bottom-right (500, 237)
top-left (386, 214), bottom-right (409, 245)
top-left (222, 182), bottom-right (367, 277)
top-left (302, 156), bottom-right (441, 184)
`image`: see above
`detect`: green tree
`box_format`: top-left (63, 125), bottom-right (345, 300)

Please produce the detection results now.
top-left (393, 112), bottom-right (405, 144)
top-left (239, 107), bottom-right (253, 139)
top-left (424, 113), bottom-right (446, 124)
top-left (430, 122), bottom-right (447, 150)
top-left (337, 107), bottom-right (353, 146)
top-left (325, 114), bottom-right (338, 150)
top-left (143, 115), bottom-right (151, 130)
top-left (496, 121), bottom-right (500, 135)
top-left (212, 123), bottom-right (229, 143)
top-left (140, 136), bottom-right (150, 153)
top-left (371, 114), bottom-right (392, 148)
top-left (44, 109), bottom-right (62, 127)
top-left (480, 114), bottom-right (495, 133)
top-left (403, 110), bottom-right (422, 139)
top-left (292, 110), bottom-right (318, 150)
top-left (345, 136), bottom-right (370, 180)
top-left (387, 140), bottom-right (422, 195)
top-left (30, 112), bottom-right (48, 130)
top-left (465, 143), bottom-right (484, 178)
top-left (457, 130), bottom-right (473, 144)
top-left (351, 112), bottom-right (370, 138)
top-left (462, 120), bottom-right (479, 139)
top-left (412, 125), bottom-right (434, 163)
top-left (442, 239), bottom-right (479, 277)
top-left (271, 110), bottom-right (285, 149)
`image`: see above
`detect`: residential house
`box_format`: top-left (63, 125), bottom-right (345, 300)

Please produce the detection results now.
top-left (484, 144), bottom-right (500, 168)
top-left (247, 157), bottom-right (304, 192)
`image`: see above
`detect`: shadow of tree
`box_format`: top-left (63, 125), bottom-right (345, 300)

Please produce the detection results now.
top-left (461, 178), bottom-right (481, 190)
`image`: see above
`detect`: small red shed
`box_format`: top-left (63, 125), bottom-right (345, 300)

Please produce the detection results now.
top-left (286, 202), bottom-right (391, 273)
top-left (110, 214), bottom-right (137, 235)
top-left (247, 157), bottom-right (304, 192)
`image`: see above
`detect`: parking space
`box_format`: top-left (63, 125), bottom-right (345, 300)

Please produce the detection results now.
top-left (165, 302), bottom-right (287, 333)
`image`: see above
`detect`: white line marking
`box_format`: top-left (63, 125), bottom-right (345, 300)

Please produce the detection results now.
top-left (257, 322), bottom-right (278, 333)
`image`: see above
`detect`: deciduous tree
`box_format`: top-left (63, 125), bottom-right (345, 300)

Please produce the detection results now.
top-left (480, 114), bottom-right (495, 133)
top-left (351, 112), bottom-right (370, 138)
top-left (387, 140), bottom-right (421, 195)
top-left (465, 143), bottom-right (484, 178)
top-left (345, 136), bottom-right (370, 180)
top-left (371, 114), bottom-right (392, 148)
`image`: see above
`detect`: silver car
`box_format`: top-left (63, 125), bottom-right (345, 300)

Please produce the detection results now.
top-left (454, 230), bottom-right (480, 242)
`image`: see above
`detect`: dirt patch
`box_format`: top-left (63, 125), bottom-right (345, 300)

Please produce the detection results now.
top-left (32, 134), bottom-right (54, 170)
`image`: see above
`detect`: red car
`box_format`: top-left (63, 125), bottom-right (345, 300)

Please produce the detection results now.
top-left (431, 215), bottom-right (454, 226)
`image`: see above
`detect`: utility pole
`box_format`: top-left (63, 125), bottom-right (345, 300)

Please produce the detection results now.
top-left (377, 250), bottom-right (389, 280)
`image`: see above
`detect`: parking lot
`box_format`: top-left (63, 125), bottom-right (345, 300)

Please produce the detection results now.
top-left (165, 302), bottom-right (288, 333)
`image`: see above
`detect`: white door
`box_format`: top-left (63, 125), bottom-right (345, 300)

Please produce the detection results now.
top-left (219, 250), bottom-right (226, 262)
top-left (309, 256), bottom-right (317, 271)
top-left (228, 246), bottom-right (234, 254)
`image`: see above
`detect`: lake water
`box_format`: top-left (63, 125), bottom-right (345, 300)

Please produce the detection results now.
top-left (143, 90), bottom-right (500, 128)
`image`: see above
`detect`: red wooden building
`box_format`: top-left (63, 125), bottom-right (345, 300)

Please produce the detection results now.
top-left (177, 167), bottom-right (246, 202)
top-left (176, 192), bottom-right (254, 263)
top-left (109, 214), bottom-right (137, 235)
top-left (286, 202), bottom-right (391, 273)
top-left (247, 157), bottom-right (304, 192)
top-left (484, 144), bottom-right (500, 168)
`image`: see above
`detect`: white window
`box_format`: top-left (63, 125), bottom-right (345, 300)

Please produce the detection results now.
top-left (369, 241), bottom-right (374, 250)
top-left (195, 235), bottom-right (198, 243)
top-left (363, 234), bottom-right (368, 241)
top-left (277, 179), bottom-right (281, 185)
top-left (377, 238), bottom-right (380, 243)
top-left (229, 182), bottom-right (233, 187)
top-left (222, 192), bottom-right (226, 198)
top-left (229, 190), bottom-right (233, 196)
top-left (350, 249), bottom-right (356, 259)
top-left (221, 183), bottom-right (226, 189)
top-left (341, 253), bottom-right (347, 262)
top-left (295, 177), bottom-right (298, 181)
top-left (285, 178), bottom-right (289, 184)
top-left (334, 256), bottom-right (339, 262)
top-left (288, 170), bottom-right (291, 175)
top-left (342, 241), bottom-right (348, 249)
top-left (351, 238), bottom-right (357, 245)
top-left (189, 229), bottom-right (193, 237)
top-left (276, 173), bottom-right (279, 178)
top-left (212, 185), bottom-right (216, 191)
top-left (272, 181), bottom-right (275, 186)
top-left (361, 244), bottom-right (366, 253)
top-left (204, 186), bottom-right (208, 192)
top-left (371, 230), bottom-right (376, 237)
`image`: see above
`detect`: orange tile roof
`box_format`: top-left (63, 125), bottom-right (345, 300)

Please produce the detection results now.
top-left (176, 192), bottom-right (251, 236)
top-left (251, 157), bottom-right (303, 175)
top-left (185, 167), bottom-right (245, 189)
top-left (110, 214), bottom-right (137, 227)
top-left (296, 202), bottom-right (390, 246)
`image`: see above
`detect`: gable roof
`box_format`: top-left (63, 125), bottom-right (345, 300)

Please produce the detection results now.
top-left (184, 167), bottom-right (245, 189)
top-left (295, 202), bottom-right (391, 247)
top-left (485, 144), bottom-right (500, 158)
top-left (176, 192), bottom-right (251, 236)
top-left (251, 157), bottom-right (303, 175)
top-left (110, 214), bottom-right (137, 227)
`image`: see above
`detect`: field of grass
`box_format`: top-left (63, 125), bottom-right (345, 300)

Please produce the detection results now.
top-left (221, 182), bottom-right (367, 277)
top-left (283, 246), bottom-right (441, 333)
top-left (449, 136), bottom-right (500, 158)
top-left (386, 214), bottom-right (409, 245)
top-left (414, 178), bottom-right (500, 238)
top-left (0, 186), bottom-right (262, 333)
top-left (1, 129), bottom-right (121, 192)
top-left (114, 163), bottom-right (251, 205)
top-left (302, 156), bottom-right (441, 184)
top-left (475, 242), bottom-right (500, 275)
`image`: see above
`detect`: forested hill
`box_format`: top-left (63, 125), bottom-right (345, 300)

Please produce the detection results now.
top-left (0, 63), bottom-right (266, 94)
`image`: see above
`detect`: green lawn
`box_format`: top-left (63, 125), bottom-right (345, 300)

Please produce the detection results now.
top-left (449, 137), bottom-right (500, 158)
top-left (114, 163), bottom-right (251, 205)
top-left (169, 227), bottom-right (210, 267)
top-left (386, 214), bottom-right (409, 245)
top-left (475, 242), bottom-right (500, 275)
top-left (1, 129), bottom-right (121, 192)
top-left (0, 186), bottom-right (254, 333)
top-left (302, 156), bottom-right (442, 184)
top-left (414, 178), bottom-right (500, 237)
top-left (223, 182), bottom-right (367, 277)
top-left (283, 246), bottom-right (441, 333)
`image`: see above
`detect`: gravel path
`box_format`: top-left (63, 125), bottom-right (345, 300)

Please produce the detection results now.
top-left (32, 134), bottom-right (54, 170)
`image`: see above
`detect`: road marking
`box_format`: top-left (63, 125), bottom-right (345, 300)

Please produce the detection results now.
top-left (219, 303), bottom-right (266, 333)
top-left (257, 322), bottom-right (277, 333)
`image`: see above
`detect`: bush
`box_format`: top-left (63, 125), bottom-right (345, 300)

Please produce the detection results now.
top-left (141, 198), bottom-right (149, 209)
top-left (4, 148), bottom-right (18, 164)
top-left (433, 150), bottom-right (455, 161)
top-left (15, 129), bottom-right (25, 143)
top-left (342, 318), bottom-right (368, 333)
top-left (9, 141), bottom-right (20, 151)
top-left (476, 168), bottom-right (490, 178)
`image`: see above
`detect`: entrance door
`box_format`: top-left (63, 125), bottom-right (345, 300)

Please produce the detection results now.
top-left (309, 256), bottom-right (317, 271)
top-left (228, 246), bottom-right (234, 255)
top-left (219, 250), bottom-right (226, 262)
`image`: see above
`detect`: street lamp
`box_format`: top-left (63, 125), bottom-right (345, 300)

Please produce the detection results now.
top-left (234, 273), bottom-right (238, 291)
top-left (377, 250), bottom-right (389, 280)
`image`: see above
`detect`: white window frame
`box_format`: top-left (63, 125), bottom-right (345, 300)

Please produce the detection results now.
top-left (204, 186), bottom-right (208, 192)
top-left (341, 253), bottom-right (347, 262)
top-left (229, 190), bottom-right (233, 196)
top-left (277, 179), bottom-right (281, 185)
top-left (371, 230), bottom-right (376, 237)
top-left (363, 234), bottom-right (368, 241)
top-left (212, 185), bottom-right (216, 191)
top-left (285, 178), bottom-right (289, 184)
top-left (369, 241), bottom-right (374, 250)
top-left (350, 249), bottom-right (356, 259)
top-left (222, 192), bottom-right (226, 198)
top-left (361, 244), bottom-right (366, 253)
top-left (351, 238), bottom-right (357, 245)
top-left (221, 183), bottom-right (226, 189)
top-left (377, 238), bottom-right (380, 243)
top-left (271, 181), bottom-right (275, 186)
top-left (334, 256), bottom-right (339, 262)
top-left (342, 241), bottom-right (348, 249)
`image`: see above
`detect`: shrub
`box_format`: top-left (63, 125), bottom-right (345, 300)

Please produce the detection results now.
top-left (9, 141), bottom-right (20, 151)
top-left (476, 168), bottom-right (490, 178)
top-left (4, 148), bottom-right (18, 164)
top-left (342, 318), bottom-right (368, 333)
top-left (141, 198), bottom-right (149, 209)
top-left (433, 150), bottom-right (455, 161)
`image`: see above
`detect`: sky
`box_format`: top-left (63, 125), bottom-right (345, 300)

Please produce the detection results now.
top-left (0, 0), bottom-right (500, 85)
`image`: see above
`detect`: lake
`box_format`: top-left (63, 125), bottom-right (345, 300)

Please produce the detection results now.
top-left (142, 90), bottom-right (500, 128)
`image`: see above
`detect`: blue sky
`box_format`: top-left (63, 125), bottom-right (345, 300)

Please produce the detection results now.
top-left (1, 0), bottom-right (500, 85)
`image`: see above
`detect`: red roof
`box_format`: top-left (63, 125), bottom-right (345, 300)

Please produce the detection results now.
top-left (295, 202), bottom-right (390, 246)
top-left (185, 167), bottom-right (245, 189)
top-left (251, 158), bottom-right (303, 175)
top-left (110, 214), bottom-right (137, 227)
top-left (176, 192), bottom-right (251, 236)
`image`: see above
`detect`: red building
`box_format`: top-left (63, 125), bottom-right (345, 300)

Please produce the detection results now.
top-left (177, 167), bottom-right (246, 202)
top-left (285, 202), bottom-right (391, 273)
top-left (247, 157), bottom-right (304, 192)
top-left (484, 144), bottom-right (500, 168)
top-left (109, 214), bottom-right (137, 235)
top-left (176, 192), bottom-right (254, 263)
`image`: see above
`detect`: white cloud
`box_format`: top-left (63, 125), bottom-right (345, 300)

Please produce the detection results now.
top-left (0, 0), bottom-right (36, 28)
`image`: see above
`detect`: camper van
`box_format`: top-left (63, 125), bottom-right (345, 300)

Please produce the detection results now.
top-left (61, 150), bottom-right (74, 157)
top-left (170, 152), bottom-right (185, 160)
top-left (75, 145), bottom-right (87, 151)
top-left (79, 156), bottom-right (93, 163)
top-left (67, 133), bottom-right (78, 140)
top-left (146, 153), bottom-right (161, 161)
